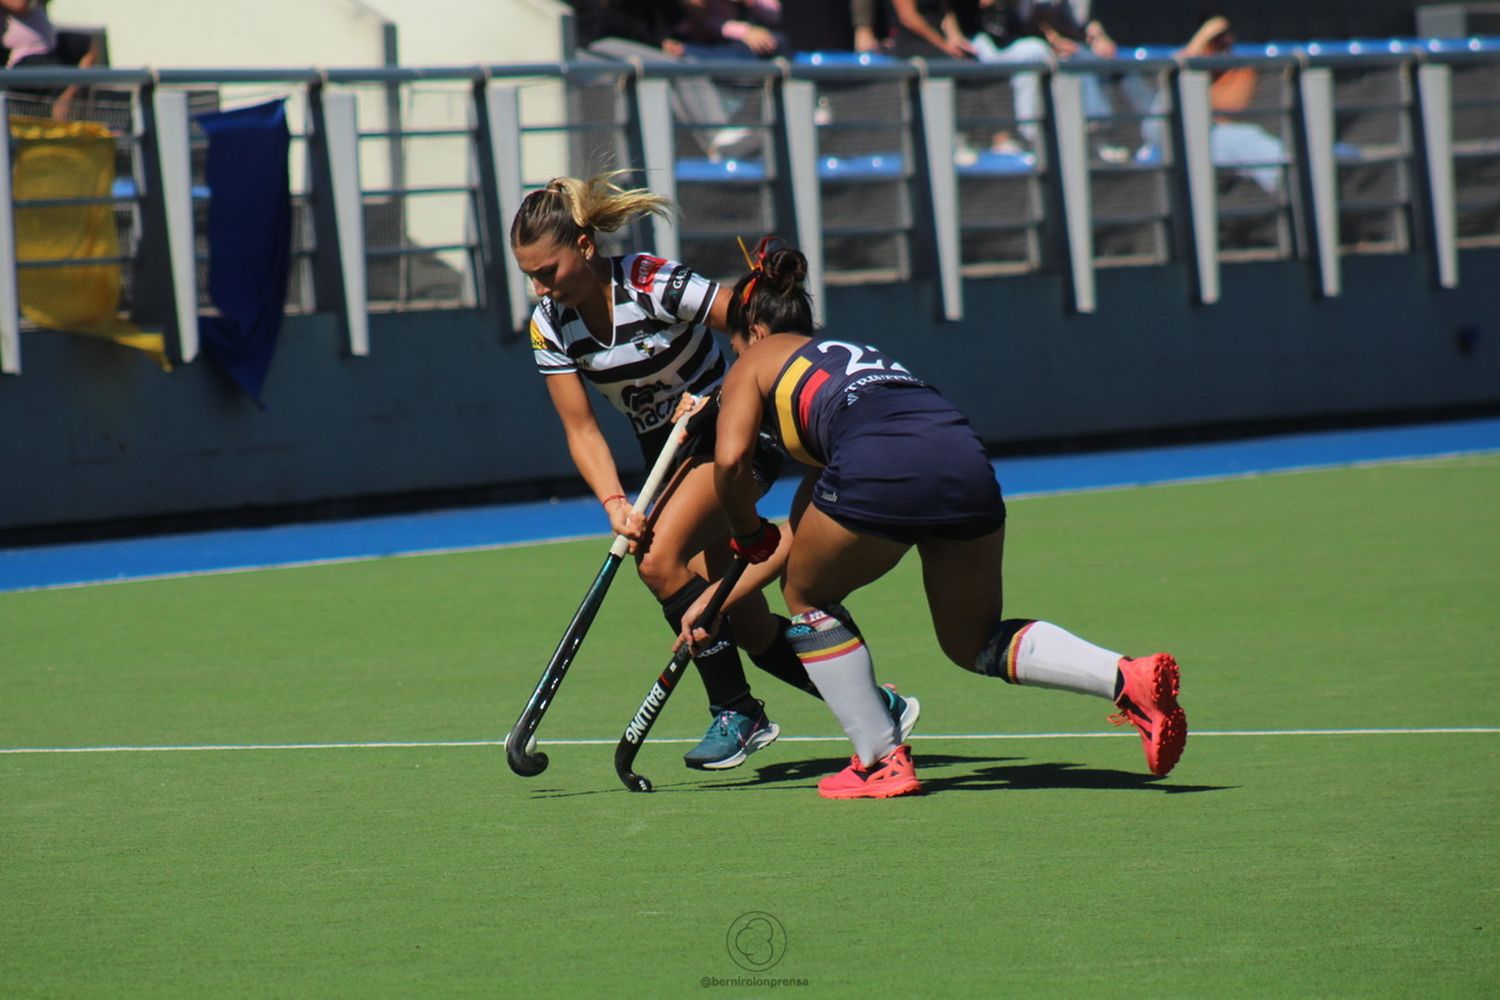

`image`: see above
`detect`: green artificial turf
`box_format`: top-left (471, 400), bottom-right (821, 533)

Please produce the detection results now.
top-left (3, 456), bottom-right (1497, 997)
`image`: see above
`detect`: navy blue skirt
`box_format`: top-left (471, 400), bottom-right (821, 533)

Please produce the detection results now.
top-left (809, 386), bottom-right (1005, 544)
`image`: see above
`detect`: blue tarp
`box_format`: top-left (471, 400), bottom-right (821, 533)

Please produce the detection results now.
top-left (194, 99), bottom-right (292, 405)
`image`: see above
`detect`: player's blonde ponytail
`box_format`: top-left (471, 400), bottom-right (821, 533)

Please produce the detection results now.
top-left (509, 172), bottom-right (676, 250)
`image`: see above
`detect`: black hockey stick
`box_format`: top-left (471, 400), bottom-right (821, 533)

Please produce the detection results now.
top-left (504, 408), bottom-right (697, 777)
top-left (614, 556), bottom-right (750, 792)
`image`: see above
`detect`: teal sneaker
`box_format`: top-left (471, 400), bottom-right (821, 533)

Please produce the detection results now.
top-left (683, 708), bottom-right (781, 770)
top-left (880, 683), bottom-right (921, 742)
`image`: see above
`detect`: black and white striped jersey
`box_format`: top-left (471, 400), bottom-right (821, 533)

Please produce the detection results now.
top-left (529, 254), bottom-right (726, 437)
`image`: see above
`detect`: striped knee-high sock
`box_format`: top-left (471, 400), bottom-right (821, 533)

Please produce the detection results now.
top-left (976, 619), bottom-right (1122, 700)
top-left (786, 606), bottom-right (896, 767)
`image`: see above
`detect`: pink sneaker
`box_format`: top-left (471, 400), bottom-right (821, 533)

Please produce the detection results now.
top-left (817, 744), bottom-right (923, 800)
top-left (1109, 653), bottom-right (1187, 776)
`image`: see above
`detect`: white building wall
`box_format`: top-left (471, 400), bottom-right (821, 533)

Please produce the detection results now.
top-left (49, 0), bottom-right (392, 69)
top-left (362, 0), bottom-right (571, 66)
top-left (49, 0), bottom-right (570, 70)
top-left (49, 0), bottom-right (574, 304)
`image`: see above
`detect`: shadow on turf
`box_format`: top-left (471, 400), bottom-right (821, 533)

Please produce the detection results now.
top-left (695, 752), bottom-right (1233, 795)
top-left (523, 753), bottom-right (1232, 797)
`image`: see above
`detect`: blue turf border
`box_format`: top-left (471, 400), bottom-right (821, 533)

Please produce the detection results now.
top-left (3, 417), bottom-right (1497, 593)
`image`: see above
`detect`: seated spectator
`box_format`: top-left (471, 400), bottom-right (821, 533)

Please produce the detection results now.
top-left (777, 0), bottom-right (883, 54)
top-left (853, 0), bottom-right (883, 52)
top-left (570, 0), bottom-right (681, 55)
top-left (885, 0), bottom-right (974, 60)
top-left (1178, 14), bottom-right (1287, 193)
top-left (670, 0), bottom-right (786, 61)
top-left (1, 0), bottom-right (101, 119)
top-left (960, 0), bottom-right (1120, 150)
top-left (569, 0), bottom-right (753, 159)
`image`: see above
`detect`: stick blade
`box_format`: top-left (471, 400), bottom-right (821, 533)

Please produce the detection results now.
top-left (506, 733), bottom-right (548, 776)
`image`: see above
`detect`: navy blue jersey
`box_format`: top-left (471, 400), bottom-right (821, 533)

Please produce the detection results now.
top-left (767, 338), bottom-right (927, 468)
top-left (764, 337), bottom-right (1004, 542)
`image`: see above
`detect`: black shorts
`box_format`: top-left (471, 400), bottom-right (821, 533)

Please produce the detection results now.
top-left (811, 386), bottom-right (1006, 544)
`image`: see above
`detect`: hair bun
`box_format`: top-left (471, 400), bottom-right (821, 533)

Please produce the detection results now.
top-left (762, 246), bottom-right (807, 293)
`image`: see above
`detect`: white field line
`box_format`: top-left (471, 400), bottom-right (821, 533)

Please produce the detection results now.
top-left (2, 727), bottom-right (1496, 755)
top-left (7, 449), bottom-right (1498, 595)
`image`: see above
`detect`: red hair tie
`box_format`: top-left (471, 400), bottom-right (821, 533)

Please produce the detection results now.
top-left (735, 235), bottom-right (786, 308)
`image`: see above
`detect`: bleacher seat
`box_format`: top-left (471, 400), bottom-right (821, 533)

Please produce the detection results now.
top-left (675, 159), bottom-right (767, 183)
top-left (794, 51), bottom-right (899, 68)
top-left (676, 155), bottom-right (912, 182)
top-left (955, 150), bottom-right (1037, 175)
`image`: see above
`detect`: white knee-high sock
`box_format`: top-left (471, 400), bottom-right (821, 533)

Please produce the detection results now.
top-left (786, 607), bottom-right (896, 767)
top-left (981, 620), bottom-right (1122, 700)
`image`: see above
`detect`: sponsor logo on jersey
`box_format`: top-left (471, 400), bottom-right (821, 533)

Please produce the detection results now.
top-left (529, 320), bottom-right (547, 351)
top-left (620, 379), bottom-right (676, 432)
top-left (629, 255), bottom-right (667, 292)
top-left (661, 265), bottom-right (691, 314)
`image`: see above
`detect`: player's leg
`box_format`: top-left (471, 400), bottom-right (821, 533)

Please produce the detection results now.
top-left (651, 456), bottom-right (817, 694)
top-left (916, 528), bottom-right (1187, 776)
top-left (781, 503), bottom-right (920, 798)
top-left (918, 527), bottom-right (1116, 694)
top-left (723, 429), bottom-right (821, 697)
top-left (701, 519), bottom-right (821, 699)
top-left (638, 459), bottom-right (771, 767)
top-left (640, 458), bottom-right (807, 768)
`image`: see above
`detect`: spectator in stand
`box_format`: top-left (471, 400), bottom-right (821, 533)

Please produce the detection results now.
top-left (959, 0), bottom-right (1117, 151)
top-left (853, 0), bottom-right (883, 52)
top-left (569, 0), bottom-right (750, 159)
top-left (1177, 14), bottom-right (1286, 193)
top-left (885, 0), bottom-right (974, 59)
top-left (569, 0), bottom-right (681, 55)
top-left (666, 1), bottom-right (783, 159)
top-left (1, 0), bottom-right (101, 119)
top-left (671, 0), bottom-right (786, 61)
top-left (766, 0), bottom-right (868, 55)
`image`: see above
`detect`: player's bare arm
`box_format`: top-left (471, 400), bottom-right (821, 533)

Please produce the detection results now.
top-left (545, 373), bottom-right (641, 539)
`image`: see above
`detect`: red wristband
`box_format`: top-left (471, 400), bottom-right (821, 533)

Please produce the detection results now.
top-left (602, 493), bottom-right (627, 510)
top-left (729, 518), bottom-right (781, 564)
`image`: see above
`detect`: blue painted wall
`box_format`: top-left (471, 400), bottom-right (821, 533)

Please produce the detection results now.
top-left (2, 249), bottom-right (1496, 535)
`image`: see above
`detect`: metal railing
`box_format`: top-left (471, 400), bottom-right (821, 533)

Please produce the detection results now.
top-left (3, 40), bottom-right (1498, 375)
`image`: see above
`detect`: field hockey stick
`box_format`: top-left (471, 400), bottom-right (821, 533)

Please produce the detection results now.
top-left (504, 408), bottom-right (698, 777)
top-left (614, 556), bottom-right (750, 793)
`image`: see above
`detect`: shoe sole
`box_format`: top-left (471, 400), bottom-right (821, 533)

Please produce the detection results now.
top-left (1153, 706), bottom-right (1187, 777)
top-left (691, 722), bottom-right (782, 771)
top-left (818, 775), bottom-right (923, 800)
top-left (1142, 655), bottom-right (1186, 776)
top-left (819, 745), bottom-right (924, 799)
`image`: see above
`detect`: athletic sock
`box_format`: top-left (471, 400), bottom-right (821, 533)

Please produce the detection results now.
top-left (786, 606), bottom-right (895, 767)
top-left (691, 634), bottom-right (761, 716)
top-left (660, 578), bottom-right (756, 714)
top-left (746, 616), bottom-right (822, 699)
top-left (976, 619), bottom-right (1121, 700)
